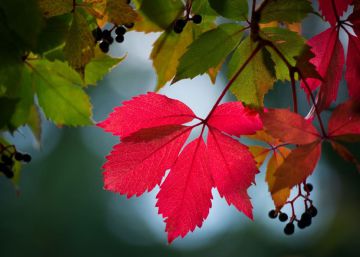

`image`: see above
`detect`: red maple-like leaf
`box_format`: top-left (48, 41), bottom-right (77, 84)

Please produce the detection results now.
top-left (301, 28), bottom-right (344, 112)
top-left (261, 109), bottom-right (322, 192)
top-left (318, 0), bottom-right (352, 25)
top-left (345, 35), bottom-right (360, 101)
top-left (349, 2), bottom-right (360, 37)
top-left (98, 93), bottom-right (262, 243)
top-left (328, 100), bottom-right (360, 140)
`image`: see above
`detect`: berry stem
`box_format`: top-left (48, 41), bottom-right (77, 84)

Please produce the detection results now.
top-left (290, 69), bottom-right (298, 114)
top-left (204, 44), bottom-right (263, 122)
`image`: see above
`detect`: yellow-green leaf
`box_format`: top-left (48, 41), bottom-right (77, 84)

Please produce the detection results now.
top-left (64, 11), bottom-right (95, 70)
top-left (228, 37), bottom-right (276, 108)
top-left (38, 0), bottom-right (73, 18)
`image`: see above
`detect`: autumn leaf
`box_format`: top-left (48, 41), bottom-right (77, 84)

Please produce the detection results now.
top-left (345, 35), bottom-right (360, 101)
top-left (301, 28), bottom-right (344, 112)
top-left (98, 93), bottom-right (262, 242)
top-left (328, 100), bottom-right (360, 141)
top-left (272, 141), bottom-right (322, 193)
top-left (266, 147), bottom-right (291, 209)
top-left (261, 109), bottom-right (320, 145)
top-left (318, 0), bottom-right (352, 26)
top-left (97, 92), bottom-right (196, 138)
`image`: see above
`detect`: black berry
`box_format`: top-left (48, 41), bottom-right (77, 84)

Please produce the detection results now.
top-left (307, 206), bottom-right (318, 217)
top-left (92, 27), bottom-right (103, 42)
top-left (268, 210), bottom-right (277, 219)
top-left (14, 152), bottom-right (23, 161)
top-left (125, 23), bottom-right (134, 29)
top-left (304, 183), bottom-right (313, 192)
top-left (173, 19), bottom-right (187, 33)
top-left (297, 219), bottom-right (306, 229)
top-left (192, 14), bottom-right (202, 24)
top-left (22, 154), bottom-right (31, 163)
top-left (0, 163), bottom-right (13, 178)
top-left (279, 213), bottom-right (288, 222)
top-left (284, 223), bottom-right (295, 235)
top-left (1, 155), bottom-right (13, 166)
top-left (99, 41), bottom-right (109, 53)
top-left (115, 26), bottom-right (126, 35)
top-left (115, 35), bottom-right (124, 43)
top-left (301, 212), bottom-right (312, 227)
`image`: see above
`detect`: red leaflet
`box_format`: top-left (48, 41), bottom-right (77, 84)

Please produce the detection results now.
top-left (261, 109), bottom-right (320, 145)
top-left (207, 129), bottom-right (257, 219)
top-left (103, 125), bottom-right (191, 197)
top-left (318, 0), bottom-right (352, 25)
top-left (97, 92), bottom-right (195, 138)
top-left (98, 93), bottom-right (262, 243)
top-left (328, 100), bottom-right (360, 139)
top-left (156, 138), bottom-right (213, 243)
top-left (301, 28), bottom-right (344, 112)
top-left (349, 3), bottom-right (360, 37)
top-left (345, 35), bottom-right (360, 100)
top-left (207, 102), bottom-right (262, 136)
top-left (272, 141), bottom-right (322, 193)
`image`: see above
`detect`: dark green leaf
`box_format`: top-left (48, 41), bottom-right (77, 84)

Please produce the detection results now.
top-left (208, 0), bottom-right (248, 20)
top-left (260, 0), bottom-right (313, 23)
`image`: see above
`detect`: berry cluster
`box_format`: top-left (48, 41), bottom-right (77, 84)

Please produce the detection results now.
top-left (92, 23), bottom-right (134, 53)
top-left (268, 183), bottom-right (318, 235)
top-left (173, 14), bottom-right (202, 33)
top-left (0, 144), bottom-right (31, 179)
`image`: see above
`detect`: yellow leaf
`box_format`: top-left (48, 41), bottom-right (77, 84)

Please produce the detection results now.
top-left (151, 24), bottom-right (195, 91)
top-left (106, 0), bottom-right (138, 25)
top-left (248, 145), bottom-right (270, 168)
top-left (266, 147), bottom-right (291, 209)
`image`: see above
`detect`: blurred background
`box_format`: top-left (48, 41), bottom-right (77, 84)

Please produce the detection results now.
top-left (0, 5), bottom-right (359, 257)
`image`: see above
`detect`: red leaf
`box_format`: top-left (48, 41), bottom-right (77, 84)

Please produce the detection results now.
top-left (156, 138), bottom-right (213, 243)
top-left (349, 2), bottom-right (360, 37)
top-left (97, 92), bottom-right (196, 138)
top-left (345, 35), bottom-right (360, 100)
top-left (99, 93), bottom-right (263, 242)
top-left (207, 129), bottom-right (257, 219)
top-left (331, 141), bottom-right (360, 172)
top-left (261, 109), bottom-right (320, 145)
top-left (207, 102), bottom-right (262, 137)
top-left (272, 141), bottom-right (322, 193)
top-left (103, 125), bottom-right (191, 197)
top-left (301, 28), bottom-right (344, 112)
top-left (328, 100), bottom-right (360, 140)
top-left (318, 0), bottom-right (352, 25)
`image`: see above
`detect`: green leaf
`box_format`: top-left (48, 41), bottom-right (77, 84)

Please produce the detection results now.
top-left (85, 51), bottom-right (125, 86)
top-left (34, 14), bottom-right (71, 54)
top-left (0, 97), bottom-right (19, 130)
top-left (133, 0), bottom-right (183, 32)
top-left (260, 0), bottom-right (313, 23)
top-left (64, 11), bottom-right (95, 70)
top-left (38, 0), bottom-right (73, 18)
top-left (208, 0), bottom-right (248, 20)
top-left (228, 36), bottom-right (276, 108)
top-left (173, 23), bottom-right (244, 83)
top-left (0, 0), bottom-right (43, 49)
top-left (261, 27), bottom-right (306, 81)
top-left (30, 60), bottom-right (93, 126)
top-left (151, 25), bottom-right (196, 90)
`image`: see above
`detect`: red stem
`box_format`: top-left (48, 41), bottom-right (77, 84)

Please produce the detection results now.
top-left (297, 71), bottom-right (327, 138)
top-left (204, 44), bottom-right (262, 122)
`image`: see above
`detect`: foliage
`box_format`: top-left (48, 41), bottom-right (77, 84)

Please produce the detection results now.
top-left (1, 0), bottom-right (360, 243)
